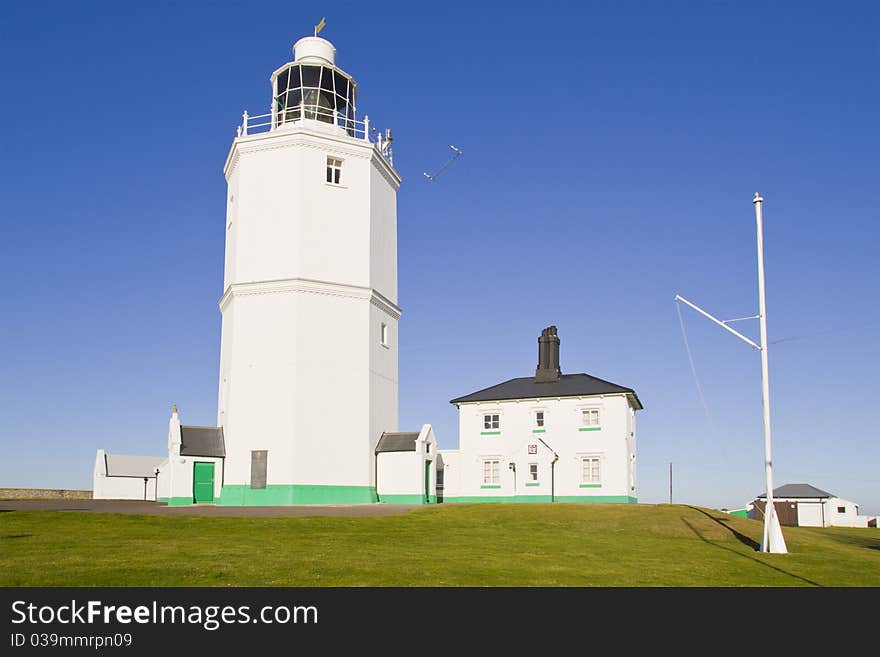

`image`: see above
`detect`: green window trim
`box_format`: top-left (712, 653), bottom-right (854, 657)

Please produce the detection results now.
top-left (525, 482), bottom-right (541, 487)
top-left (480, 484), bottom-right (502, 489)
top-left (579, 483), bottom-right (602, 488)
top-left (532, 429), bottom-right (546, 433)
top-left (578, 427), bottom-right (601, 432)
top-left (480, 431), bottom-right (501, 436)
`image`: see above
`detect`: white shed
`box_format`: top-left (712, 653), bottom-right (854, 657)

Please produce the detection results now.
top-left (375, 425), bottom-right (438, 504)
top-left (92, 450), bottom-right (165, 500)
top-left (750, 483), bottom-right (873, 528)
top-left (155, 406), bottom-right (226, 506)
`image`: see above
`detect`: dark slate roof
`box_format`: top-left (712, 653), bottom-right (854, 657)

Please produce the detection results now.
top-left (375, 432), bottom-right (420, 454)
top-left (756, 483), bottom-right (833, 499)
top-left (450, 373), bottom-right (643, 409)
top-left (180, 426), bottom-right (226, 458)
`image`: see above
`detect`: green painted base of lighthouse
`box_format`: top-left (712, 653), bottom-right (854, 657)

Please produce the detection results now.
top-left (217, 484), bottom-right (378, 506)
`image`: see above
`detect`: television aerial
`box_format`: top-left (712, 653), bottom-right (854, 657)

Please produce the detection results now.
top-left (423, 145), bottom-right (463, 181)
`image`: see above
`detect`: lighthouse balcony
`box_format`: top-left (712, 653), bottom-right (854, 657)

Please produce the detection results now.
top-left (235, 107), bottom-right (393, 164)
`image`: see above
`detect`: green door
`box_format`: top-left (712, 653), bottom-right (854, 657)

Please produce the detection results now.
top-left (425, 461), bottom-right (432, 504)
top-left (193, 462), bottom-right (215, 504)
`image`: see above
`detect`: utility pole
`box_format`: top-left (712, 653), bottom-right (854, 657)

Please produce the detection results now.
top-left (674, 193), bottom-right (787, 554)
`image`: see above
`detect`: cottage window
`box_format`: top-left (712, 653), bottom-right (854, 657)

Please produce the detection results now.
top-left (529, 463), bottom-right (538, 482)
top-left (580, 408), bottom-right (601, 429)
top-left (483, 414), bottom-right (500, 431)
top-left (482, 459), bottom-right (500, 486)
top-left (535, 411), bottom-right (544, 428)
top-left (837, 506), bottom-right (846, 514)
top-left (581, 457), bottom-right (601, 485)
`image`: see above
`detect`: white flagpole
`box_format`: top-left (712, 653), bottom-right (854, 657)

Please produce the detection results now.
top-left (754, 192), bottom-right (787, 554)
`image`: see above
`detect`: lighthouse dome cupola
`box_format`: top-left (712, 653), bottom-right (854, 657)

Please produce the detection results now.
top-left (270, 35), bottom-right (357, 130)
top-left (293, 36), bottom-right (336, 64)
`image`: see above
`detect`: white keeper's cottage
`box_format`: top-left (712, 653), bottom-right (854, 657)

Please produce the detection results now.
top-left (438, 327), bottom-right (642, 503)
top-left (95, 34), bottom-right (439, 505)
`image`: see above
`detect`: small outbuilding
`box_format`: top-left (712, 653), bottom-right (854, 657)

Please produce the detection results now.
top-left (155, 405), bottom-right (226, 506)
top-left (375, 425), bottom-right (438, 504)
top-left (749, 483), bottom-right (873, 528)
top-left (92, 450), bottom-right (165, 500)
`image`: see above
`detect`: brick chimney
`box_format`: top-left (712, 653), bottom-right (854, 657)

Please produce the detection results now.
top-left (535, 326), bottom-right (561, 383)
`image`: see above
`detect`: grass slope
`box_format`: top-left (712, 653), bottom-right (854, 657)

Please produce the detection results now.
top-left (1, 504), bottom-right (878, 586)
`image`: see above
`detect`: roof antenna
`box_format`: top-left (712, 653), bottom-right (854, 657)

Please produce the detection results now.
top-left (423, 144), bottom-right (463, 181)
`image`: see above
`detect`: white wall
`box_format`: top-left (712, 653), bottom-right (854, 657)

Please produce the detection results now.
top-left (377, 452), bottom-right (422, 497)
top-left (437, 450), bottom-right (460, 501)
top-left (369, 155), bottom-right (398, 300)
top-left (376, 425), bottom-right (437, 502)
top-left (217, 123), bottom-right (400, 494)
top-left (452, 393), bottom-right (638, 501)
top-left (223, 130), bottom-right (374, 288)
top-left (92, 450), bottom-right (158, 501)
top-left (155, 457), bottom-right (171, 500)
top-left (826, 497), bottom-right (870, 528)
top-left (369, 299), bottom-right (399, 488)
top-left (93, 476), bottom-right (156, 501)
top-left (157, 455), bottom-right (224, 503)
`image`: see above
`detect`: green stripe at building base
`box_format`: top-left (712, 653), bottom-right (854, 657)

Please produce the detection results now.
top-left (218, 484), bottom-right (378, 506)
top-left (443, 495), bottom-right (555, 503)
top-left (377, 493), bottom-right (437, 505)
top-left (442, 495), bottom-right (637, 504)
top-left (554, 496), bottom-right (637, 504)
top-left (158, 497), bottom-right (194, 506)
top-left (162, 491), bottom-right (638, 506)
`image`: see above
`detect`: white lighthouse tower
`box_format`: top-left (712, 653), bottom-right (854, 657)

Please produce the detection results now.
top-left (216, 35), bottom-right (401, 504)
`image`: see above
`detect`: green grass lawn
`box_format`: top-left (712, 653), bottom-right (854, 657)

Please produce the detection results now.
top-left (1, 504), bottom-right (878, 586)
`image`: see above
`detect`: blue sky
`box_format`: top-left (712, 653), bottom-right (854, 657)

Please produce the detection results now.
top-left (1, 1), bottom-right (878, 514)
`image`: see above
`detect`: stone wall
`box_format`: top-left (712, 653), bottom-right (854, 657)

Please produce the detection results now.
top-left (0, 488), bottom-right (93, 500)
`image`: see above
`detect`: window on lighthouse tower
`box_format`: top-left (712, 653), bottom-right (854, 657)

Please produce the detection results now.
top-left (326, 157), bottom-right (342, 184)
